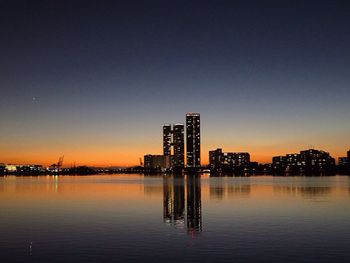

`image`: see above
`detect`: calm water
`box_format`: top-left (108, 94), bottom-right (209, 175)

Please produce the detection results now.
top-left (0, 174), bottom-right (350, 262)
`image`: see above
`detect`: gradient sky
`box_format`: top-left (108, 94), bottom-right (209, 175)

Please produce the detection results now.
top-left (1, 0), bottom-right (350, 166)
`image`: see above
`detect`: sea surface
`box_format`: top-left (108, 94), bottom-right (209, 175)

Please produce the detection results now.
top-left (0, 174), bottom-right (349, 262)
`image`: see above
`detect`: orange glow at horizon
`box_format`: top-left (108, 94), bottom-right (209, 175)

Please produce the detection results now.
top-left (0, 145), bottom-right (348, 167)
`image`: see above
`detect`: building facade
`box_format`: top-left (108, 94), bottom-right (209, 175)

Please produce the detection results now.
top-left (272, 149), bottom-right (335, 174)
top-left (163, 124), bottom-right (172, 156)
top-left (186, 113), bottom-right (201, 169)
top-left (144, 154), bottom-right (167, 170)
top-left (173, 124), bottom-right (185, 169)
top-left (209, 148), bottom-right (250, 173)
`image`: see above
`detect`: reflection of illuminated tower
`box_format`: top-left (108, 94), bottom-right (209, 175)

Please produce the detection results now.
top-left (173, 177), bottom-right (185, 227)
top-left (163, 177), bottom-right (185, 227)
top-left (186, 175), bottom-right (202, 234)
top-left (186, 113), bottom-right (201, 170)
top-left (163, 177), bottom-right (173, 224)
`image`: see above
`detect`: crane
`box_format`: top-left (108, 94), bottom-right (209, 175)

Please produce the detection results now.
top-left (57, 155), bottom-right (64, 169)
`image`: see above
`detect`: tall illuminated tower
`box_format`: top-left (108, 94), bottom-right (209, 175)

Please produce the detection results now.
top-left (173, 124), bottom-right (185, 169)
top-left (186, 113), bottom-right (200, 169)
top-left (163, 124), bottom-right (172, 156)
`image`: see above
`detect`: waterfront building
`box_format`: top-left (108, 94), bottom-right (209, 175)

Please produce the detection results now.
top-left (209, 148), bottom-right (250, 173)
top-left (163, 124), bottom-right (172, 156)
top-left (162, 123), bottom-right (185, 171)
top-left (272, 149), bottom-right (335, 174)
top-left (339, 157), bottom-right (348, 166)
top-left (173, 124), bottom-right (185, 169)
top-left (144, 154), bottom-right (167, 170)
top-left (186, 113), bottom-right (201, 169)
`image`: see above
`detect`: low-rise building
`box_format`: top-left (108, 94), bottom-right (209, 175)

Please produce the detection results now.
top-left (272, 149), bottom-right (335, 174)
top-left (144, 154), bottom-right (170, 171)
top-left (209, 148), bottom-right (250, 173)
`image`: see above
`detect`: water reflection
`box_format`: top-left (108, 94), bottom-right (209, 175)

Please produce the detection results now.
top-left (163, 177), bottom-right (185, 227)
top-left (186, 175), bottom-right (202, 234)
top-left (273, 185), bottom-right (332, 199)
top-left (162, 175), bottom-right (202, 234)
top-left (210, 177), bottom-right (251, 199)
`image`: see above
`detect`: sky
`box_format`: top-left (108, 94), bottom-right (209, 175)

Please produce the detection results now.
top-left (0, 0), bottom-right (350, 166)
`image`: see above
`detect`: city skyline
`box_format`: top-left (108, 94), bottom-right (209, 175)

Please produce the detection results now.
top-left (2, 109), bottom-right (349, 168)
top-left (1, 1), bottom-right (350, 167)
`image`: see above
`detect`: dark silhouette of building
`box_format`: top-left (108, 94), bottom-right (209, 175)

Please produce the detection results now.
top-left (186, 113), bottom-right (201, 170)
top-left (173, 124), bottom-right (185, 170)
top-left (209, 148), bottom-right (250, 173)
top-left (162, 123), bottom-right (185, 171)
top-left (338, 157), bottom-right (349, 174)
top-left (163, 124), bottom-right (172, 169)
top-left (144, 154), bottom-right (167, 170)
top-left (338, 150), bottom-right (350, 174)
top-left (186, 175), bottom-right (202, 234)
top-left (163, 124), bottom-right (172, 156)
top-left (0, 163), bottom-right (5, 175)
top-left (272, 149), bottom-right (335, 175)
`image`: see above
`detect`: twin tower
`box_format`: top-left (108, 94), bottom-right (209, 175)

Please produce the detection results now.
top-left (163, 113), bottom-right (201, 171)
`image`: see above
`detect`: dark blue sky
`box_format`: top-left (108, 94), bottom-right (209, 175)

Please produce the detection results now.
top-left (1, 0), bottom-right (350, 165)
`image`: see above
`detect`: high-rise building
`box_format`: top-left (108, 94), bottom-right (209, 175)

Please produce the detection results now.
top-left (163, 124), bottom-right (172, 156)
top-left (186, 113), bottom-right (200, 169)
top-left (173, 124), bottom-right (185, 169)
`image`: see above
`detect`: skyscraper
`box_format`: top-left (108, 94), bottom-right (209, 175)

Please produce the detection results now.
top-left (173, 124), bottom-right (185, 169)
top-left (186, 113), bottom-right (200, 169)
top-left (163, 124), bottom-right (172, 156)
top-left (163, 124), bottom-right (172, 169)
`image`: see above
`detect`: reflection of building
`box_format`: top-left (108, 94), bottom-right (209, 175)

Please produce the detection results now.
top-left (210, 178), bottom-right (225, 199)
top-left (163, 177), bottom-right (173, 224)
top-left (173, 178), bottom-right (185, 227)
top-left (209, 148), bottom-right (250, 173)
top-left (162, 177), bottom-right (185, 227)
top-left (210, 178), bottom-right (251, 199)
top-left (162, 175), bottom-right (202, 234)
top-left (272, 149), bottom-right (335, 174)
top-left (186, 175), bottom-right (202, 234)
top-left (186, 113), bottom-right (201, 170)
top-left (273, 185), bottom-right (331, 198)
